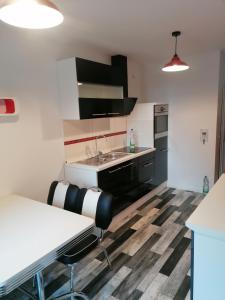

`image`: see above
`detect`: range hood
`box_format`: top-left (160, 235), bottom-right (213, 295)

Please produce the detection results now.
top-left (57, 55), bottom-right (137, 120)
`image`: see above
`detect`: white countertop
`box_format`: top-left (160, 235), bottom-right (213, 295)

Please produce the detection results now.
top-left (66, 147), bottom-right (156, 172)
top-left (186, 174), bottom-right (225, 241)
top-left (0, 195), bottom-right (94, 288)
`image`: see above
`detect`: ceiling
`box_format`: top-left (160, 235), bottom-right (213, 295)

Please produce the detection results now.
top-left (3, 0), bottom-right (225, 62)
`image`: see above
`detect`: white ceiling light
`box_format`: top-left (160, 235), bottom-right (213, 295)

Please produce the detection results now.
top-left (0, 0), bottom-right (64, 29)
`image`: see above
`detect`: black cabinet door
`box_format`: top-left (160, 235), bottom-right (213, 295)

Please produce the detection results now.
top-left (79, 98), bottom-right (126, 119)
top-left (153, 137), bottom-right (168, 186)
top-left (154, 149), bottom-right (168, 185)
top-left (98, 153), bottom-right (157, 215)
top-left (79, 98), bottom-right (109, 119)
top-left (111, 55), bottom-right (128, 97)
top-left (137, 153), bottom-right (154, 184)
top-left (79, 98), bottom-right (137, 119)
top-left (107, 99), bottom-right (124, 117)
top-left (76, 57), bottom-right (112, 85)
top-left (135, 152), bottom-right (155, 194)
top-left (98, 159), bottom-right (137, 215)
top-left (98, 159), bottom-right (136, 196)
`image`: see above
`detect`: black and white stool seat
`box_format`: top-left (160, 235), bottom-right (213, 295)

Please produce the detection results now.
top-left (48, 181), bottom-right (112, 230)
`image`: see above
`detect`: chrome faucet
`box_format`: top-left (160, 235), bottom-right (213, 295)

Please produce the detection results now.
top-left (95, 135), bottom-right (105, 158)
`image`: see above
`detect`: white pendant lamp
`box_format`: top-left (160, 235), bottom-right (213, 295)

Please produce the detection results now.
top-left (162, 31), bottom-right (189, 72)
top-left (0, 0), bottom-right (64, 29)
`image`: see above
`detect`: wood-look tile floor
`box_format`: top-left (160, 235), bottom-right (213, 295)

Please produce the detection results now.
top-left (3, 187), bottom-right (203, 300)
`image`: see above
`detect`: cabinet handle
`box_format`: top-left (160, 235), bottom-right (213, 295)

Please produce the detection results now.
top-left (108, 167), bottom-right (122, 174)
top-left (121, 162), bottom-right (134, 169)
top-left (144, 178), bottom-right (153, 183)
top-left (107, 112), bottom-right (121, 115)
top-left (144, 162), bottom-right (153, 167)
top-left (160, 149), bottom-right (168, 152)
top-left (92, 113), bottom-right (107, 116)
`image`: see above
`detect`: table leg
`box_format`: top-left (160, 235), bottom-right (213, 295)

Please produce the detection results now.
top-left (35, 271), bottom-right (45, 300)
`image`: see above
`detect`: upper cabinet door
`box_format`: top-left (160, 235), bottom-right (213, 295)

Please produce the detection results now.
top-left (76, 57), bottom-right (112, 85)
top-left (79, 98), bottom-right (124, 119)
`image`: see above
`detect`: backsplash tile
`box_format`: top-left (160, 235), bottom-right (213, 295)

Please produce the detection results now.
top-left (63, 117), bottom-right (127, 162)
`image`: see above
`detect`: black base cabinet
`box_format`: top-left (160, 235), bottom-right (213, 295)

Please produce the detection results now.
top-left (153, 137), bottom-right (168, 186)
top-left (98, 152), bottom-right (155, 215)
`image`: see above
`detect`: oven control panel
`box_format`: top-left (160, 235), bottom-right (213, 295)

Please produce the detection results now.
top-left (154, 104), bottom-right (168, 114)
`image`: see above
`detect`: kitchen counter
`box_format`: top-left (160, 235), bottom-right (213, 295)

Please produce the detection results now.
top-left (186, 174), bottom-right (225, 300)
top-left (66, 147), bottom-right (155, 172)
top-left (186, 174), bottom-right (225, 241)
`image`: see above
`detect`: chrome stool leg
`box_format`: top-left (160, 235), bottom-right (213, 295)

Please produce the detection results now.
top-left (99, 245), bottom-right (112, 270)
top-left (47, 264), bottom-right (89, 300)
top-left (35, 271), bottom-right (45, 300)
top-left (70, 264), bottom-right (75, 300)
top-left (49, 291), bottom-right (89, 300)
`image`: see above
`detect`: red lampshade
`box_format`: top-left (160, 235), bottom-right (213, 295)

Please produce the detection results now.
top-left (162, 31), bottom-right (190, 72)
top-left (162, 54), bottom-right (189, 72)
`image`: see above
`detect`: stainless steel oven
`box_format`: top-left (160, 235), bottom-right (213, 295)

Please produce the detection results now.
top-left (154, 104), bottom-right (168, 139)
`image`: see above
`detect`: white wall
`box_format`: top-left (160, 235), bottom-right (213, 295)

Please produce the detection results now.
top-left (0, 25), bottom-right (113, 202)
top-left (0, 25), bottom-right (142, 201)
top-left (142, 51), bottom-right (220, 192)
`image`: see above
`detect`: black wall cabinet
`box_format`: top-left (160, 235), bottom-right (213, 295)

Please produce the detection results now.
top-left (79, 98), bottom-right (137, 119)
top-left (76, 56), bottom-right (128, 92)
top-left (111, 55), bottom-right (128, 97)
top-left (57, 55), bottom-right (137, 120)
top-left (76, 57), bottom-right (112, 85)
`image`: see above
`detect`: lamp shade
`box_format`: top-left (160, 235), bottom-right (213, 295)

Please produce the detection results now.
top-left (0, 0), bottom-right (64, 29)
top-left (162, 54), bottom-right (189, 72)
top-left (162, 31), bottom-right (189, 72)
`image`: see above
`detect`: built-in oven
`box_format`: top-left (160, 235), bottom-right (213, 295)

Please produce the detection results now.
top-left (153, 104), bottom-right (168, 186)
top-left (154, 104), bottom-right (168, 140)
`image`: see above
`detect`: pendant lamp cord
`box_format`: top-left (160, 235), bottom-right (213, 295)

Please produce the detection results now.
top-left (174, 36), bottom-right (178, 55)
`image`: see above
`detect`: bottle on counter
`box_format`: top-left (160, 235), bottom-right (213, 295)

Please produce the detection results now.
top-left (203, 176), bottom-right (209, 195)
top-left (129, 128), bottom-right (136, 153)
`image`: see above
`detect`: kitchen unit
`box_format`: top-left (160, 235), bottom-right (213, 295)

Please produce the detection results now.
top-left (65, 147), bottom-right (156, 215)
top-left (64, 103), bottom-right (169, 215)
top-left (57, 55), bottom-right (137, 120)
top-left (186, 174), bottom-right (225, 300)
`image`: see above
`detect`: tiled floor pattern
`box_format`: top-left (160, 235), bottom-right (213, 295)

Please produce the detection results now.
top-left (2, 188), bottom-right (203, 300)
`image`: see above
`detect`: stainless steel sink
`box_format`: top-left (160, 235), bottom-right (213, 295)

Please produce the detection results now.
top-left (77, 151), bottom-right (132, 166)
top-left (98, 152), bottom-right (130, 160)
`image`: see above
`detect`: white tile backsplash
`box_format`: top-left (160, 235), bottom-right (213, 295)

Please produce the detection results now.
top-left (63, 117), bottom-right (127, 162)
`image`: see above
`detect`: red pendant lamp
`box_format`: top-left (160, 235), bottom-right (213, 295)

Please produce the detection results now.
top-left (162, 31), bottom-right (189, 72)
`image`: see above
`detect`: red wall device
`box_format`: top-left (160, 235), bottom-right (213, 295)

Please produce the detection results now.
top-left (0, 99), bottom-right (16, 115)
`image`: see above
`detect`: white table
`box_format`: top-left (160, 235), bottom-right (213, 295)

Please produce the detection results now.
top-left (0, 195), bottom-right (94, 300)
